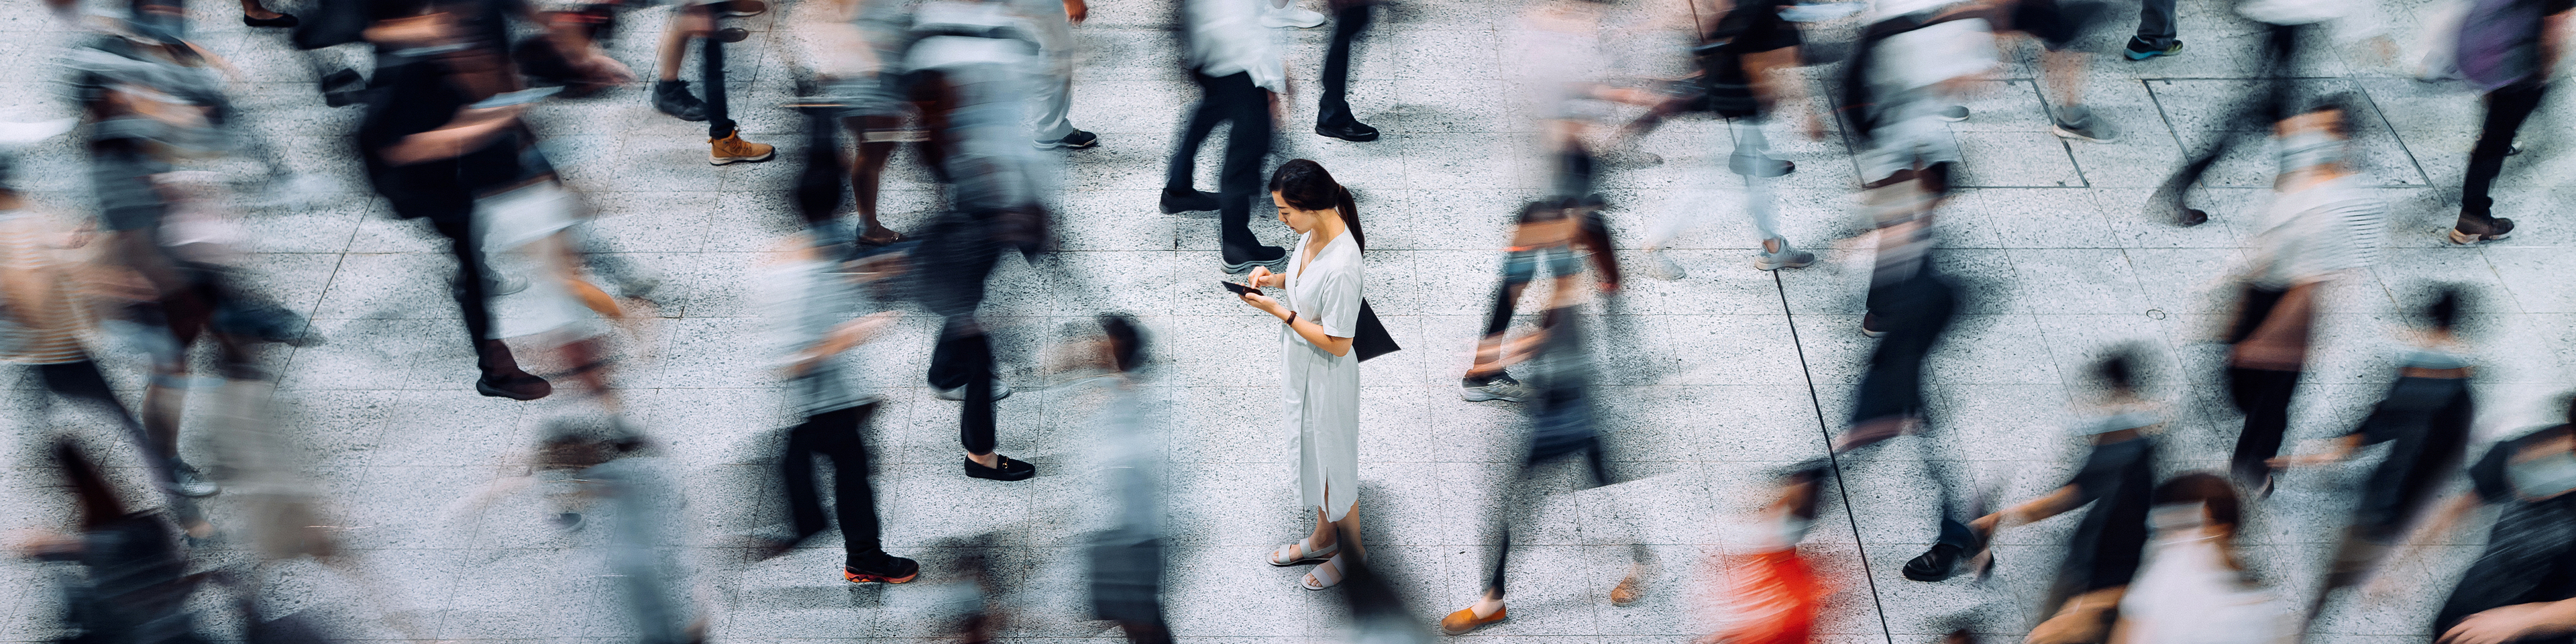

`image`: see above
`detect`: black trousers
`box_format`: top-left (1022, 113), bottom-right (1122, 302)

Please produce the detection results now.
top-left (2457, 81), bottom-right (2549, 232)
top-left (782, 404), bottom-right (885, 561)
top-left (427, 216), bottom-right (502, 349)
top-left (1318, 2), bottom-right (1372, 123)
top-left (928, 321), bottom-right (998, 455)
top-left (1483, 437), bottom-right (1614, 598)
top-left (1167, 71), bottom-right (1275, 249)
top-left (700, 20), bottom-right (734, 139)
top-left (1852, 268), bottom-right (1958, 425)
top-left (2226, 366), bottom-right (2301, 483)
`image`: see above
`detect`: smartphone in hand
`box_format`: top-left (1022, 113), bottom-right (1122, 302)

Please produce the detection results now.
top-left (1221, 281), bottom-right (1261, 297)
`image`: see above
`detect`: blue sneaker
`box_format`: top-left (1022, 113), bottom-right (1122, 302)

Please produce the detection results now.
top-left (2126, 39), bottom-right (2184, 60)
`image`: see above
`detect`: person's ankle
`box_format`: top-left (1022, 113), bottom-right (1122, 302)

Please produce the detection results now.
top-left (1470, 596), bottom-right (1504, 617)
top-left (968, 451), bottom-right (999, 468)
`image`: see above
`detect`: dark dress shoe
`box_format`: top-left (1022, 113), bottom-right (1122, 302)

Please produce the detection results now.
top-left (963, 455), bottom-right (1036, 481)
top-left (244, 12), bottom-right (299, 27)
top-left (1315, 117), bottom-right (1379, 142)
top-left (1902, 543), bottom-right (1967, 582)
top-left (1159, 188), bottom-right (1220, 214)
top-left (476, 372), bottom-right (554, 400)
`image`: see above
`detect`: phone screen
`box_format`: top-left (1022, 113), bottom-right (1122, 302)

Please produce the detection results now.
top-left (1221, 281), bottom-right (1260, 297)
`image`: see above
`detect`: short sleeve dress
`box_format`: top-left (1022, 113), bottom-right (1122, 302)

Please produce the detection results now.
top-left (1282, 230), bottom-right (1362, 522)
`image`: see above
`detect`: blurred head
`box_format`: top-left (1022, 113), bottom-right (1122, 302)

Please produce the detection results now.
top-left (2090, 344), bottom-right (2149, 399)
top-left (2422, 284), bottom-right (2467, 335)
top-left (1269, 159), bottom-right (1362, 249)
top-left (2276, 95), bottom-right (2355, 174)
top-left (1096, 313), bottom-right (1149, 374)
top-left (2150, 472), bottom-right (2243, 539)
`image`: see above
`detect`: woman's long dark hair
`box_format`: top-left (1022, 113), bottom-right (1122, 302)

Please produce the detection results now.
top-left (1269, 158), bottom-right (1362, 250)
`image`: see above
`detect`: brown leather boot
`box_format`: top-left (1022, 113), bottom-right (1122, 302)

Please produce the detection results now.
top-left (710, 131), bottom-right (775, 165)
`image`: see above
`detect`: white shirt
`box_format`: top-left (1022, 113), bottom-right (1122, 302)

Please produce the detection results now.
top-left (1183, 0), bottom-right (1285, 92)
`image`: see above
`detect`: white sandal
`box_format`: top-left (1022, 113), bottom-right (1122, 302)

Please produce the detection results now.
top-left (1300, 553), bottom-right (1348, 590)
top-left (1269, 537), bottom-right (1339, 566)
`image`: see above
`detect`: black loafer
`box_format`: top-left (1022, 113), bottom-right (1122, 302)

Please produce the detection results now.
top-left (963, 455), bottom-right (1036, 481)
top-left (1315, 118), bottom-right (1379, 142)
top-left (476, 372), bottom-right (554, 400)
top-left (1902, 543), bottom-right (1965, 582)
top-left (1159, 188), bottom-right (1220, 214)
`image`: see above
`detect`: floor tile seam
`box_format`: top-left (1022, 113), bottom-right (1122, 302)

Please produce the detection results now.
top-left (1767, 268), bottom-right (1896, 644)
top-left (2347, 80), bottom-right (2439, 188)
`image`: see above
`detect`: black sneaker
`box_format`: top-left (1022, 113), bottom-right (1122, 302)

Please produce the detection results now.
top-left (963, 454), bottom-right (1036, 481)
top-left (1222, 243), bottom-right (1289, 274)
top-left (844, 551), bottom-right (921, 584)
top-left (1160, 188), bottom-right (1220, 214)
top-left (713, 0), bottom-right (767, 17)
top-left (654, 80), bottom-right (709, 121)
top-left (1035, 129), bottom-right (1099, 149)
top-left (1316, 117), bottom-right (1380, 142)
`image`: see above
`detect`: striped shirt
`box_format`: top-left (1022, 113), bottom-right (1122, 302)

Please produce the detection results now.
top-left (0, 210), bottom-right (91, 364)
top-left (2251, 176), bottom-right (2387, 288)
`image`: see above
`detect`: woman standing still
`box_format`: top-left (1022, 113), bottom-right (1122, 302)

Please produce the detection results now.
top-left (1236, 159), bottom-right (1367, 590)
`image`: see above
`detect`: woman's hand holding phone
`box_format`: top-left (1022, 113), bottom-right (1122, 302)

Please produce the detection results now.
top-left (1247, 266), bottom-right (1283, 288)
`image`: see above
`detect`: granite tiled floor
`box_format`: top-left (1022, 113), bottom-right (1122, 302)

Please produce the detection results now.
top-left (3, 0), bottom-right (2572, 642)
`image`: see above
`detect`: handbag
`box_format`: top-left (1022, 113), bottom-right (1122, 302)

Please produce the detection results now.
top-left (1352, 299), bottom-right (1399, 362)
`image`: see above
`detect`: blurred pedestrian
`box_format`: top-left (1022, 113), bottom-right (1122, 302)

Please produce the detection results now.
top-left (15, 440), bottom-right (213, 644)
top-left (1461, 199), bottom-right (1613, 403)
top-left (2220, 98), bottom-right (2386, 496)
top-left (1636, 0), bottom-right (1817, 278)
top-left (754, 231), bottom-right (920, 584)
top-left (1237, 159), bottom-right (1368, 590)
top-left (2443, 0), bottom-right (2571, 243)
top-left (2148, 0), bottom-right (2385, 226)
top-left (2273, 286), bottom-right (2476, 629)
top-left (649, 0), bottom-right (778, 164)
top-left (2381, 395), bottom-right (2576, 644)
top-left (1953, 352), bottom-right (2163, 644)
top-left (1073, 314), bottom-right (1175, 644)
top-left (1015, 0), bottom-right (1099, 149)
top-left (1310, 0), bottom-right (1381, 142)
top-left (2108, 473), bottom-right (2290, 644)
top-left (908, 0), bottom-right (1057, 482)
top-left (1439, 210), bottom-right (1646, 635)
top-left (355, 7), bottom-right (555, 400)
top-left (1162, 0), bottom-right (1290, 273)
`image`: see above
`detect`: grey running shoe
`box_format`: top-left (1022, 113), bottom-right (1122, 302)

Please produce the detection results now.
top-left (1640, 249), bottom-right (1687, 281)
top-left (1462, 374), bottom-right (1532, 402)
top-left (1938, 105), bottom-right (1969, 122)
top-left (1755, 248), bottom-right (1816, 271)
top-left (169, 461), bottom-right (219, 498)
top-left (2051, 107), bottom-right (2120, 143)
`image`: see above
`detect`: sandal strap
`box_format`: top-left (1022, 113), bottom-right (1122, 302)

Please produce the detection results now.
top-left (1304, 553), bottom-right (1346, 588)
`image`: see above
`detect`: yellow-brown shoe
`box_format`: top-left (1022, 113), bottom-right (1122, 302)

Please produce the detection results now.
top-left (709, 131), bottom-right (775, 166)
top-left (1440, 604), bottom-right (1505, 635)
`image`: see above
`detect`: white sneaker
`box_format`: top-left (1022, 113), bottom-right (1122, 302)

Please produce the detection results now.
top-left (1260, 2), bottom-right (1328, 28)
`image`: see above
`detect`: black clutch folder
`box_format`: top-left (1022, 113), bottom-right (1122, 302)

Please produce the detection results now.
top-left (1354, 299), bottom-right (1399, 362)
